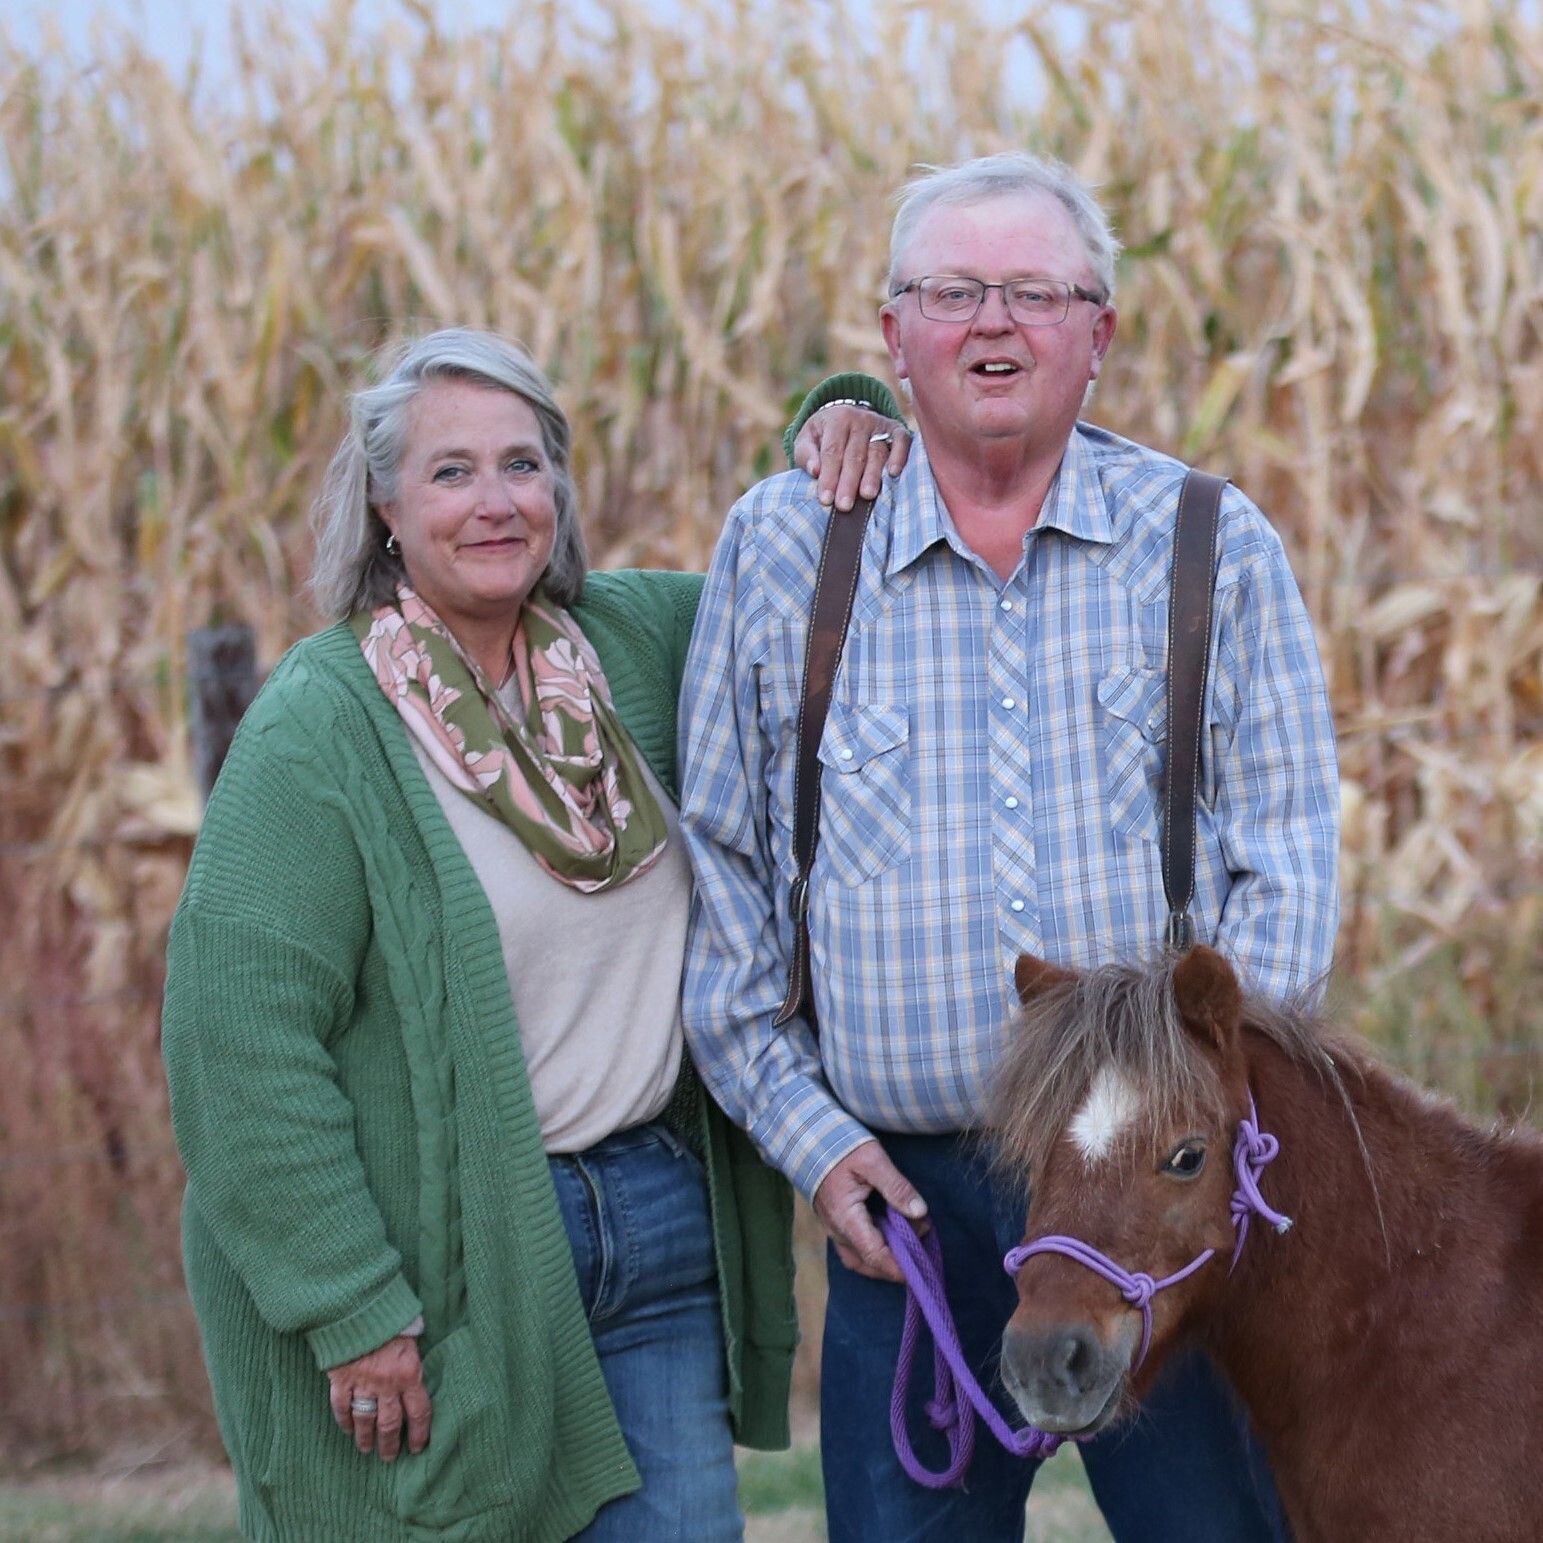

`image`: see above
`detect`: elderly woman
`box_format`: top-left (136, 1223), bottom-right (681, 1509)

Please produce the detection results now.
top-left (161, 328), bottom-right (905, 1541)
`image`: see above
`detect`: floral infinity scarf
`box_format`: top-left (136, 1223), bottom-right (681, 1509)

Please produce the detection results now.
top-left (353, 585), bottom-right (668, 892)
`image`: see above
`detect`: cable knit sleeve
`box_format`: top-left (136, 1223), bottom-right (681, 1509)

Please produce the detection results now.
top-left (163, 687), bottom-right (423, 1369)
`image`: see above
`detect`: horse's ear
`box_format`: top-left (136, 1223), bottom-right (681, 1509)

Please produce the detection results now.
top-left (1171, 946), bottom-right (1243, 1055)
top-left (1014, 954), bottom-right (1077, 1005)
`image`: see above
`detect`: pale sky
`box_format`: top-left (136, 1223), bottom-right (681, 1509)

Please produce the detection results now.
top-left (9, 0), bottom-right (543, 79)
top-left (11, 0), bottom-right (1079, 85)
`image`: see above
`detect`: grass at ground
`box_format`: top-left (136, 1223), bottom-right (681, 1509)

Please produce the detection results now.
top-left (738, 1441), bottom-right (1110, 1542)
top-left (0, 1445), bottom-right (1111, 1542)
top-left (0, 1464), bottom-right (241, 1542)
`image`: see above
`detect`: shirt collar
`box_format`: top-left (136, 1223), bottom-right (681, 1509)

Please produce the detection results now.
top-left (884, 424), bottom-right (1115, 579)
top-left (885, 439), bottom-right (955, 577)
top-left (1035, 426), bottom-right (1116, 547)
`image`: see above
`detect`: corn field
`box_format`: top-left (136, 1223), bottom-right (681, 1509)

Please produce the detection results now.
top-left (1, 0), bottom-right (1539, 1464)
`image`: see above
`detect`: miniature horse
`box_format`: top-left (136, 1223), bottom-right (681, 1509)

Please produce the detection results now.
top-left (992, 946), bottom-right (1543, 1543)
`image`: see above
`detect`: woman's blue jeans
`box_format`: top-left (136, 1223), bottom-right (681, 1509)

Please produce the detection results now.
top-left (548, 1120), bottom-right (741, 1542)
top-left (821, 1130), bottom-right (1292, 1543)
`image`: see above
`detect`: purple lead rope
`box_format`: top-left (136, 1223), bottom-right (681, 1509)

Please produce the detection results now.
top-left (882, 1093), bottom-right (1292, 1489)
top-left (879, 1210), bottom-right (1065, 1488)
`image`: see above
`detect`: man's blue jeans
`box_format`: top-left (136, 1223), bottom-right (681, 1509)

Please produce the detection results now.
top-left (549, 1121), bottom-right (741, 1542)
top-left (821, 1131), bottom-right (1291, 1543)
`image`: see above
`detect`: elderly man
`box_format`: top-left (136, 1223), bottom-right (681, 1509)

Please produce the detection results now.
top-left (679, 153), bottom-right (1338, 1541)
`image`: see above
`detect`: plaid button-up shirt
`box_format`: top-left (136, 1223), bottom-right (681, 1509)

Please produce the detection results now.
top-left (678, 425), bottom-right (1339, 1199)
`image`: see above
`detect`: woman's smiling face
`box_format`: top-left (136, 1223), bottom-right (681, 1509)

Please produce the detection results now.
top-left (377, 378), bottom-right (558, 654)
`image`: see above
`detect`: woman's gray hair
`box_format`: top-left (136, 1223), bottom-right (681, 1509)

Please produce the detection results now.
top-left (887, 152), bottom-right (1121, 303)
top-left (309, 328), bottom-right (588, 618)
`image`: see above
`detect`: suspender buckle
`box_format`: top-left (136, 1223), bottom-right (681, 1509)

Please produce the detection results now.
top-left (790, 876), bottom-right (811, 923)
top-left (1166, 910), bottom-right (1195, 952)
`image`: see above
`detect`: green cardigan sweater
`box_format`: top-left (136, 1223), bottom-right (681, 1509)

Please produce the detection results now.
top-left (163, 569), bottom-right (796, 1542)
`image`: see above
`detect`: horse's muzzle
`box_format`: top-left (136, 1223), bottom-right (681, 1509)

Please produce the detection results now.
top-left (999, 1319), bottom-right (1131, 1434)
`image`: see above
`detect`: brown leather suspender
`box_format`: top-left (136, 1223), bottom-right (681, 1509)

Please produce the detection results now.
top-left (1162, 470), bottom-right (1227, 951)
top-left (774, 496), bottom-right (875, 1029)
top-left (774, 468), bottom-right (1224, 1028)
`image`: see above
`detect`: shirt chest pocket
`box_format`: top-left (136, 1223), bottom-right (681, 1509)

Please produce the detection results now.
top-left (814, 703), bottom-right (912, 886)
top-left (1095, 666), bottom-right (1167, 846)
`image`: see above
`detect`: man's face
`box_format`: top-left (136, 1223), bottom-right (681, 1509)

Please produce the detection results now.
top-left (881, 192), bottom-right (1117, 463)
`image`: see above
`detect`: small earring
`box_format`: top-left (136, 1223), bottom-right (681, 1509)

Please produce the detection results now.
top-left (385, 531), bottom-right (401, 557)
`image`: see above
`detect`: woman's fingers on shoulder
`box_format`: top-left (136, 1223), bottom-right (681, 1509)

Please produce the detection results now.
top-left (789, 410), bottom-right (828, 478)
top-left (810, 405), bottom-right (908, 510)
top-left (856, 414), bottom-right (911, 501)
top-left (831, 417), bottom-right (877, 509)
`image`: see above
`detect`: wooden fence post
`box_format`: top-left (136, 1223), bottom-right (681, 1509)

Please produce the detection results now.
top-left (187, 625), bottom-right (260, 801)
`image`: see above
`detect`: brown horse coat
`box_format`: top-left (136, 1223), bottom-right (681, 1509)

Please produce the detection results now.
top-left (996, 948), bottom-right (1543, 1543)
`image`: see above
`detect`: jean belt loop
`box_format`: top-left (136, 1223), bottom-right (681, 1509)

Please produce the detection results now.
top-left (647, 1118), bottom-right (688, 1160)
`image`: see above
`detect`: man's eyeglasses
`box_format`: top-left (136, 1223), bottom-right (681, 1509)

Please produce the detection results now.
top-left (891, 275), bottom-right (1108, 327)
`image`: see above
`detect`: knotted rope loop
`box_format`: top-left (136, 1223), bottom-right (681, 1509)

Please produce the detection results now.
top-left (1123, 1272), bottom-right (1157, 1309)
top-left (1228, 1094), bottom-right (1293, 1269)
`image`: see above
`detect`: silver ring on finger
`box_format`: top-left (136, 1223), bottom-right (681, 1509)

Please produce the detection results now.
top-left (350, 1396), bottom-right (379, 1416)
top-left (868, 431), bottom-right (894, 445)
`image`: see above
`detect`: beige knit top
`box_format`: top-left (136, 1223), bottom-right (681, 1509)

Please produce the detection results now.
top-left (410, 689), bottom-right (689, 1154)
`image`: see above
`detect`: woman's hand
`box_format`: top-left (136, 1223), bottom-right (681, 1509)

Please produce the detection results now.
top-left (327, 1333), bottom-right (432, 1461)
top-left (793, 403), bottom-right (911, 511)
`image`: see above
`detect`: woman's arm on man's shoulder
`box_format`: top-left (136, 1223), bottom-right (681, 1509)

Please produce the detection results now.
top-left (784, 371), bottom-right (910, 510)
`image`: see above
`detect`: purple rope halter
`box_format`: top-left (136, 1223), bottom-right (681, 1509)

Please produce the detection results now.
top-left (881, 1093), bottom-right (1292, 1489)
top-left (1002, 1236), bottom-right (1214, 1369)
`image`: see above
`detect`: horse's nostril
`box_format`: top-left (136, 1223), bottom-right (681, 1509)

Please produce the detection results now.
top-left (1053, 1330), bottom-right (1097, 1396)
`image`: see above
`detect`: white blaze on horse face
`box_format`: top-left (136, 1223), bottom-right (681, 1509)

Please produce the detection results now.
top-left (1068, 1065), bottom-right (1144, 1163)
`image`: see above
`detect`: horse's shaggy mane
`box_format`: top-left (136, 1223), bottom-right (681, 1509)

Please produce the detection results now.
top-left (989, 954), bottom-right (1346, 1178)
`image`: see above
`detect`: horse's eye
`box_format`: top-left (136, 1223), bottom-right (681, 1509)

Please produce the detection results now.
top-left (1162, 1141), bottom-right (1207, 1179)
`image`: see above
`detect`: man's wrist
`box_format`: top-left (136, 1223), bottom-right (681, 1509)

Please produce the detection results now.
top-left (806, 1132), bottom-right (884, 1204)
top-left (753, 1088), bottom-right (877, 1201)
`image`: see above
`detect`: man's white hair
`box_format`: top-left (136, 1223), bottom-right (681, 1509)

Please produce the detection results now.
top-left (887, 152), bottom-right (1121, 302)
